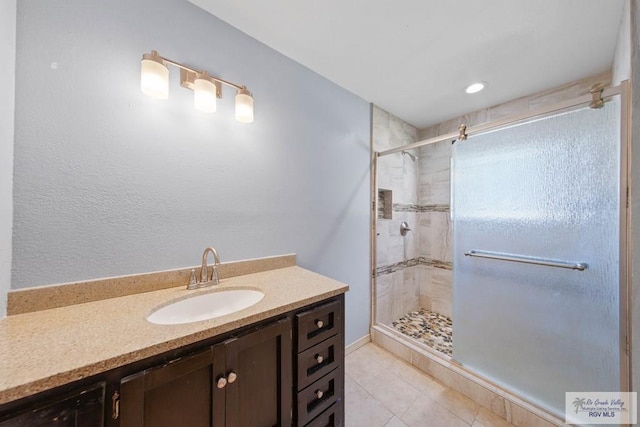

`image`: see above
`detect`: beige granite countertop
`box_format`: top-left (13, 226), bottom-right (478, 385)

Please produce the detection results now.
top-left (0, 266), bottom-right (348, 405)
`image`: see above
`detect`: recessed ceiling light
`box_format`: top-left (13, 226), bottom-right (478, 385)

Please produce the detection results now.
top-left (465, 82), bottom-right (486, 94)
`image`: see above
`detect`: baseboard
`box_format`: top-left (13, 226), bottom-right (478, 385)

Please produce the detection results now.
top-left (345, 334), bottom-right (371, 355)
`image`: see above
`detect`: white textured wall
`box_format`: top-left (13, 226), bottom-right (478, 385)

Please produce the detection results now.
top-left (0, 0), bottom-right (16, 319)
top-left (13, 0), bottom-right (371, 345)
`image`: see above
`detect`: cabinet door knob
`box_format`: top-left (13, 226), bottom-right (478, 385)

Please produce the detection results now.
top-left (217, 376), bottom-right (228, 389)
top-left (315, 319), bottom-right (324, 328)
top-left (314, 354), bottom-right (324, 364)
top-left (315, 389), bottom-right (324, 400)
top-left (227, 371), bottom-right (238, 384)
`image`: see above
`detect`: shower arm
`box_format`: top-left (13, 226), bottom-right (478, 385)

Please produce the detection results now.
top-left (401, 151), bottom-right (418, 162)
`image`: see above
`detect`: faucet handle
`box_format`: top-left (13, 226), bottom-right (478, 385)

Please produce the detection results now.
top-left (187, 269), bottom-right (198, 290)
top-left (212, 266), bottom-right (219, 285)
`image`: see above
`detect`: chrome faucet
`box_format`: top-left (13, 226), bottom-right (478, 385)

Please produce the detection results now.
top-left (201, 246), bottom-right (220, 285)
top-left (188, 246), bottom-right (221, 289)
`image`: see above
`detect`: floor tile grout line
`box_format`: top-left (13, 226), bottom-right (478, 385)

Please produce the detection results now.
top-left (397, 392), bottom-right (420, 421)
top-left (468, 403), bottom-right (482, 426)
top-left (416, 390), bottom-right (476, 427)
top-left (390, 355), bottom-right (486, 424)
top-left (345, 372), bottom-right (396, 423)
top-left (351, 368), bottom-right (422, 419)
top-left (347, 344), bottom-right (515, 426)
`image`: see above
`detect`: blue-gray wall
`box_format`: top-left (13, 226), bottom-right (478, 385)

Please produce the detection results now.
top-left (13, 0), bottom-right (371, 344)
top-left (0, 0), bottom-right (16, 319)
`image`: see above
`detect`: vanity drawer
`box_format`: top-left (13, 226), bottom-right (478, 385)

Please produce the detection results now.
top-left (297, 334), bottom-right (343, 391)
top-left (304, 399), bottom-right (343, 427)
top-left (296, 300), bottom-right (342, 352)
top-left (296, 366), bottom-right (343, 426)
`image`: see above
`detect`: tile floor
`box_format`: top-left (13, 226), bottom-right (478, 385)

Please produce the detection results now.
top-left (345, 343), bottom-right (515, 427)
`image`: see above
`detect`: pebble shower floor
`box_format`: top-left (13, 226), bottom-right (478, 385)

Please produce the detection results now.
top-left (391, 308), bottom-right (453, 356)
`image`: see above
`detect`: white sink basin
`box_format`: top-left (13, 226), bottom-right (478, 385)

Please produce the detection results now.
top-left (147, 289), bottom-right (264, 325)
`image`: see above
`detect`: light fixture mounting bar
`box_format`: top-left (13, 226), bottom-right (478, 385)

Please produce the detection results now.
top-left (589, 82), bottom-right (606, 109)
top-left (156, 53), bottom-right (244, 91)
top-left (180, 69), bottom-right (222, 98)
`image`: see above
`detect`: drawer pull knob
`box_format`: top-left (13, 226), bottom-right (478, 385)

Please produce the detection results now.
top-left (227, 371), bottom-right (238, 384)
top-left (315, 354), bottom-right (324, 364)
top-left (217, 376), bottom-right (228, 389)
top-left (315, 389), bottom-right (324, 399)
top-left (315, 320), bottom-right (324, 328)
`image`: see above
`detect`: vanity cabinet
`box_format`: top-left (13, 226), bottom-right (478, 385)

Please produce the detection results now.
top-left (0, 383), bottom-right (105, 427)
top-left (119, 318), bottom-right (291, 427)
top-left (0, 295), bottom-right (345, 427)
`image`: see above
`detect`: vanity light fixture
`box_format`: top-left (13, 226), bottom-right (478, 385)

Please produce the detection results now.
top-left (140, 50), bottom-right (254, 122)
top-left (465, 81), bottom-right (486, 94)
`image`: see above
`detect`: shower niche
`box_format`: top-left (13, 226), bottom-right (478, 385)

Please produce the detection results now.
top-left (377, 189), bottom-right (392, 220)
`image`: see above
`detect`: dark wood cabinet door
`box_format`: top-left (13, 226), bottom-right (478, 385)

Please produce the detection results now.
top-left (0, 383), bottom-right (104, 427)
top-left (119, 347), bottom-right (224, 427)
top-left (118, 317), bottom-right (292, 427)
top-left (223, 318), bottom-right (292, 427)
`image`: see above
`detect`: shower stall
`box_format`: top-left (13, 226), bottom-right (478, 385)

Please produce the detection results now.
top-left (371, 82), bottom-right (630, 421)
top-left (374, 138), bottom-right (455, 356)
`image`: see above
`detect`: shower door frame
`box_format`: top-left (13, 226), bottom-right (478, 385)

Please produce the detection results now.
top-left (370, 80), bottom-right (632, 397)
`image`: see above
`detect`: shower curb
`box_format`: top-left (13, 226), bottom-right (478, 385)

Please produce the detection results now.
top-left (371, 325), bottom-right (566, 427)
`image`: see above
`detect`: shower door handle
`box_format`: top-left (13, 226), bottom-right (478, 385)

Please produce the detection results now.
top-left (464, 250), bottom-right (587, 271)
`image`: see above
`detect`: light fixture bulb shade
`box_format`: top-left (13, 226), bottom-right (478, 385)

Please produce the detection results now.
top-left (194, 76), bottom-right (217, 113)
top-left (140, 53), bottom-right (169, 99)
top-left (235, 88), bottom-right (254, 123)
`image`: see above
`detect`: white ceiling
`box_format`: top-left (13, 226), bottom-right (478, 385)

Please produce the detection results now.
top-left (188, 0), bottom-right (625, 129)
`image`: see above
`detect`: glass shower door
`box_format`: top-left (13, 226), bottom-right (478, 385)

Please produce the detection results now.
top-left (452, 98), bottom-right (622, 418)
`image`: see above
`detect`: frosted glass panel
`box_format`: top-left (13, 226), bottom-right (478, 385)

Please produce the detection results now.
top-left (452, 98), bottom-right (621, 418)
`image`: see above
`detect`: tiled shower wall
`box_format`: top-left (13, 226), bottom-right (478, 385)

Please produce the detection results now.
top-left (373, 106), bottom-right (420, 325)
top-left (373, 106), bottom-right (456, 323)
top-left (416, 141), bottom-right (453, 318)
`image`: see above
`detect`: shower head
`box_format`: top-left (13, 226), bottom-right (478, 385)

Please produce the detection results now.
top-left (401, 151), bottom-right (418, 162)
